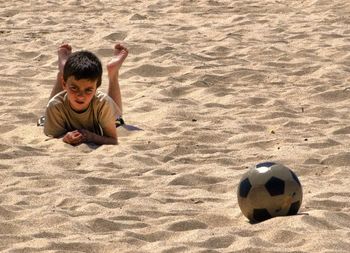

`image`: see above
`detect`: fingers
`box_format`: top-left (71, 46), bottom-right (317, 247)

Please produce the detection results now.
top-left (78, 129), bottom-right (89, 142)
top-left (71, 132), bottom-right (83, 145)
top-left (63, 130), bottom-right (84, 145)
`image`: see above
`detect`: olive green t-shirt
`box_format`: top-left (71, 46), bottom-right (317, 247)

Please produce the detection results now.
top-left (44, 91), bottom-right (119, 138)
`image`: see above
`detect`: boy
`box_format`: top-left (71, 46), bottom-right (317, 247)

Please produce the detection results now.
top-left (44, 43), bottom-right (128, 145)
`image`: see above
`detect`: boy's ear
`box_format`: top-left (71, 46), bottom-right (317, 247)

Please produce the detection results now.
top-left (61, 76), bottom-right (67, 89)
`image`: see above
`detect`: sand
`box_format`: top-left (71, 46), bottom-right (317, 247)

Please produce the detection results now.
top-left (0, 0), bottom-right (350, 252)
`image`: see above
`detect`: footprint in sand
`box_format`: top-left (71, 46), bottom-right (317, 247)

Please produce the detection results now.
top-left (16, 112), bottom-right (39, 123)
top-left (130, 13), bottom-right (147, 20)
top-left (128, 44), bottom-right (150, 55)
top-left (161, 246), bottom-right (189, 253)
top-left (151, 46), bottom-right (175, 57)
top-left (0, 206), bottom-right (18, 220)
top-left (125, 231), bottom-right (170, 243)
top-left (311, 89), bottom-right (350, 103)
top-left (168, 174), bottom-right (225, 187)
top-left (96, 48), bottom-right (114, 57)
top-left (321, 152), bottom-right (350, 167)
top-left (307, 199), bottom-right (349, 211)
top-left (88, 218), bottom-right (148, 232)
top-left (307, 139), bottom-right (340, 149)
top-left (0, 143), bottom-right (11, 152)
top-left (131, 154), bottom-right (160, 166)
top-left (159, 85), bottom-right (193, 98)
top-left (301, 215), bottom-right (338, 230)
top-left (0, 222), bottom-right (20, 234)
top-left (83, 176), bottom-right (128, 186)
top-left (167, 219), bottom-right (208, 232)
top-left (33, 231), bottom-right (65, 239)
top-left (12, 172), bottom-right (41, 178)
top-left (0, 164), bottom-right (11, 170)
top-left (81, 186), bottom-right (102, 196)
top-left (123, 64), bottom-right (181, 78)
top-left (45, 242), bottom-right (100, 253)
top-left (103, 32), bottom-right (128, 42)
top-left (332, 126), bottom-right (350, 135)
top-left (16, 51), bottom-right (41, 59)
top-left (109, 190), bottom-right (139, 200)
top-left (0, 125), bottom-right (15, 134)
top-left (265, 230), bottom-right (303, 245)
top-left (195, 235), bottom-right (235, 249)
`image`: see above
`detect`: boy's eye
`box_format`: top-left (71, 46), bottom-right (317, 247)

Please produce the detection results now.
top-left (85, 89), bottom-right (93, 94)
top-left (70, 86), bottom-right (78, 92)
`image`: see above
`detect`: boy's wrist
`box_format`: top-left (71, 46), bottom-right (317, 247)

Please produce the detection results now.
top-left (85, 130), bottom-right (95, 143)
top-left (89, 132), bottom-right (96, 143)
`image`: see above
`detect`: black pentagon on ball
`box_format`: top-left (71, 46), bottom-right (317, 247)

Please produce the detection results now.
top-left (253, 208), bottom-right (272, 222)
top-left (289, 169), bottom-right (301, 187)
top-left (256, 162), bottom-right (276, 168)
top-left (265, 176), bottom-right (285, 196)
top-left (239, 178), bottom-right (252, 198)
top-left (287, 201), bottom-right (301, 215)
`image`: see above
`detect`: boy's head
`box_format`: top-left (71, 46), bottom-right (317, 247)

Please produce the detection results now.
top-left (63, 50), bottom-right (103, 88)
top-left (62, 51), bottom-right (103, 112)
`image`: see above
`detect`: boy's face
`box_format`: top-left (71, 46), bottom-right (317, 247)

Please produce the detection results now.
top-left (62, 76), bottom-right (97, 112)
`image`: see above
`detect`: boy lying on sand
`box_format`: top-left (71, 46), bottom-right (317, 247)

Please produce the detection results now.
top-left (43, 43), bottom-right (128, 145)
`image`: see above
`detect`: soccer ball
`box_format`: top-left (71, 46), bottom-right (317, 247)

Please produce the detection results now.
top-left (237, 162), bottom-right (302, 223)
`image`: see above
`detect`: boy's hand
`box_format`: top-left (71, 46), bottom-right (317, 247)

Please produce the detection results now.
top-left (63, 130), bottom-right (84, 145)
top-left (78, 129), bottom-right (94, 143)
top-left (62, 129), bottom-right (117, 146)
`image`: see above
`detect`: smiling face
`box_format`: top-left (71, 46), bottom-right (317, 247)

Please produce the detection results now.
top-left (63, 76), bottom-right (97, 112)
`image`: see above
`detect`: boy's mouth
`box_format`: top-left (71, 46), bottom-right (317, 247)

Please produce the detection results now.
top-left (75, 100), bottom-right (85, 104)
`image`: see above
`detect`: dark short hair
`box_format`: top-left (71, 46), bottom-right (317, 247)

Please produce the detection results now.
top-left (63, 50), bottom-right (103, 88)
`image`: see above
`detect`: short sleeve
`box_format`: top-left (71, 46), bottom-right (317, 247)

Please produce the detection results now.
top-left (97, 98), bottom-right (117, 135)
top-left (44, 104), bottom-right (67, 137)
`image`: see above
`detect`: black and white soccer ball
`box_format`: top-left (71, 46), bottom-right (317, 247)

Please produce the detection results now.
top-left (237, 162), bottom-right (302, 223)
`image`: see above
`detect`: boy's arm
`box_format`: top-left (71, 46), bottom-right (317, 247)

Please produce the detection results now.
top-left (80, 129), bottom-right (118, 145)
top-left (79, 117), bottom-right (118, 145)
top-left (77, 94), bottom-right (120, 145)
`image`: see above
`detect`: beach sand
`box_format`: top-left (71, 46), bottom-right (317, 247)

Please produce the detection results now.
top-left (0, 0), bottom-right (349, 252)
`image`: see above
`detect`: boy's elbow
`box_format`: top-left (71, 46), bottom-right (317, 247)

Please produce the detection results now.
top-left (112, 138), bottom-right (118, 145)
top-left (103, 136), bottom-right (118, 145)
top-left (43, 127), bottom-right (53, 137)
